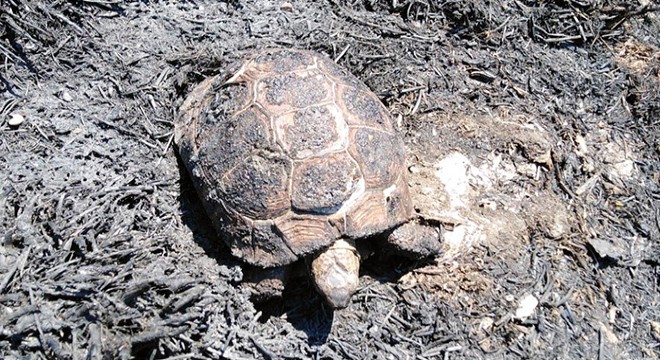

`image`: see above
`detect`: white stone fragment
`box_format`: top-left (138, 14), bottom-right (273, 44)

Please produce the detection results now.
top-left (434, 152), bottom-right (471, 209)
top-left (61, 91), bottom-right (73, 102)
top-left (8, 113), bottom-right (25, 126)
top-left (514, 294), bottom-right (538, 320)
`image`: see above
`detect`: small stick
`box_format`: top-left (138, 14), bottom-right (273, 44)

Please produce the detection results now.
top-left (334, 45), bottom-right (350, 63)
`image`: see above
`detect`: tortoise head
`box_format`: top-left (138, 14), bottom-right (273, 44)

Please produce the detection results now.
top-left (310, 239), bottom-right (360, 309)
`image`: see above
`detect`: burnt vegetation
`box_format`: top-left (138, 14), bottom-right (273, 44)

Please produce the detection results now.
top-left (1, 0), bottom-right (659, 359)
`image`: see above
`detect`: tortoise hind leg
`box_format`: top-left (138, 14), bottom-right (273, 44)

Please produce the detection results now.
top-left (387, 220), bottom-right (442, 259)
top-left (241, 265), bottom-right (290, 303)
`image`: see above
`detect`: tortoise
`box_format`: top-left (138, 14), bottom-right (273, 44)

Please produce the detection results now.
top-left (175, 48), bottom-right (441, 309)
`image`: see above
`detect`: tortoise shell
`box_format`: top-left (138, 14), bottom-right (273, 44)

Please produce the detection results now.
top-left (175, 48), bottom-right (413, 268)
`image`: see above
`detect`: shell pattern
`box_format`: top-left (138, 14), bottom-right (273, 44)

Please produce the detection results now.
top-left (175, 49), bottom-right (413, 268)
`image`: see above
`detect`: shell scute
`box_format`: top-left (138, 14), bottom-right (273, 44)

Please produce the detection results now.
top-left (347, 127), bottom-right (405, 188)
top-left (291, 152), bottom-right (362, 214)
top-left (256, 71), bottom-right (333, 114)
top-left (275, 104), bottom-right (347, 159)
top-left (222, 156), bottom-right (292, 220)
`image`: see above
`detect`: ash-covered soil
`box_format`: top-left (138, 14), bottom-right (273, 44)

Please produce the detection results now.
top-left (1, 1), bottom-right (659, 359)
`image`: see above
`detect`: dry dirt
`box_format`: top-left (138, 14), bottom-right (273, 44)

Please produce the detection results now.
top-left (1, 1), bottom-right (659, 359)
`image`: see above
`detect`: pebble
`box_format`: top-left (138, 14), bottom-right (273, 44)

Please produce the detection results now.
top-left (588, 238), bottom-right (625, 261)
top-left (650, 320), bottom-right (660, 341)
top-left (479, 317), bottom-right (494, 331)
top-left (514, 294), bottom-right (539, 320)
top-left (61, 91), bottom-right (73, 102)
top-left (8, 113), bottom-right (25, 127)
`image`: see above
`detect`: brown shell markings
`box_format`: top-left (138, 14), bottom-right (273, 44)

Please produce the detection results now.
top-left (175, 49), bottom-right (413, 268)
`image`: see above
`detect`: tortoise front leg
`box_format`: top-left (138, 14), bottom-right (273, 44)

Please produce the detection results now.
top-left (387, 220), bottom-right (442, 259)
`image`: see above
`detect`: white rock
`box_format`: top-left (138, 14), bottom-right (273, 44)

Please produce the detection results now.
top-left (434, 152), bottom-right (471, 209)
top-left (608, 159), bottom-right (634, 179)
top-left (516, 163), bottom-right (537, 178)
top-left (514, 294), bottom-right (538, 320)
top-left (650, 320), bottom-right (660, 341)
top-left (600, 322), bottom-right (620, 344)
top-left (479, 317), bottom-right (494, 331)
top-left (575, 134), bottom-right (588, 157)
top-left (61, 91), bottom-right (73, 102)
top-left (8, 113), bottom-right (25, 126)
top-left (603, 142), bottom-right (636, 179)
top-left (588, 238), bottom-right (625, 261)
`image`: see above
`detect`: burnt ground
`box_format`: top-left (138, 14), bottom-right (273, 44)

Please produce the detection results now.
top-left (1, 0), bottom-right (659, 359)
